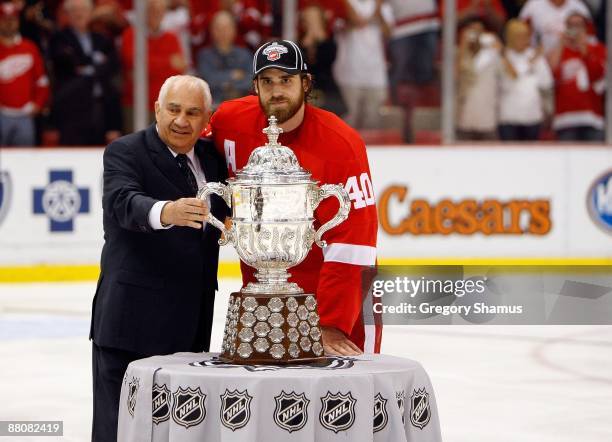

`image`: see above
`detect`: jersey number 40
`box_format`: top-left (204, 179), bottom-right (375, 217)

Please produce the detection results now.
top-left (345, 173), bottom-right (375, 209)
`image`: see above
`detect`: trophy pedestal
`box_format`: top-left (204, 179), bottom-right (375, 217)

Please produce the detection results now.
top-left (220, 292), bottom-right (325, 364)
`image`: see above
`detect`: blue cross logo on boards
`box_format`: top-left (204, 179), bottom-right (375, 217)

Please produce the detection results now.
top-left (33, 170), bottom-right (90, 232)
top-left (588, 169), bottom-right (612, 234)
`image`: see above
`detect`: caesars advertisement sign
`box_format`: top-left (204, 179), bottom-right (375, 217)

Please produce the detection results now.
top-left (0, 147), bottom-right (610, 266)
top-left (378, 185), bottom-right (551, 236)
top-left (368, 147), bottom-right (611, 259)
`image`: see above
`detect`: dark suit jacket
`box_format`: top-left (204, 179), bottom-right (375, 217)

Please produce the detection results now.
top-left (90, 124), bottom-right (229, 356)
top-left (49, 27), bottom-right (122, 135)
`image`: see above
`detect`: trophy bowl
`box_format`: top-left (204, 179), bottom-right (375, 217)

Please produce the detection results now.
top-left (198, 116), bottom-right (351, 364)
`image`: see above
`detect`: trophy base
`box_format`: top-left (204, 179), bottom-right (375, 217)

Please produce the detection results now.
top-left (220, 291), bottom-right (324, 365)
top-left (241, 281), bottom-right (303, 295)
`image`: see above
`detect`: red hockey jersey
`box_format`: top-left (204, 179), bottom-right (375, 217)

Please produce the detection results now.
top-left (0, 36), bottom-right (49, 115)
top-left (208, 95), bottom-right (380, 352)
top-left (552, 42), bottom-right (606, 131)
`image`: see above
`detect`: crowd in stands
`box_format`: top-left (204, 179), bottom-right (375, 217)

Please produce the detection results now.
top-left (456, 0), bottom-right (607, 142)
top-left (0, 0), bottom-right (608, 146)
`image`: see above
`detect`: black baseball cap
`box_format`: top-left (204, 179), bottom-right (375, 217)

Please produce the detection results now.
top-left (253, 40), bottom-right (308, 77)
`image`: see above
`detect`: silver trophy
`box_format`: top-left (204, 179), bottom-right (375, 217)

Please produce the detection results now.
top-left (198, 116), bottom-right (351, 364)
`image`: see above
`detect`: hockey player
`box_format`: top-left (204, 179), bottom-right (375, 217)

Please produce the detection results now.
top-left (207, 40), bottom-right (380, 355)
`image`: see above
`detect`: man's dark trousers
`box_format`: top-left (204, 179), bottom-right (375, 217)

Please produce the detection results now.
top-left (91, 289), bottom-right (215, 442)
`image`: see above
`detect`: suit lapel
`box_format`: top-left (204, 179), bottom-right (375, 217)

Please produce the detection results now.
top-left (145, 125), bottom-right (192, 195)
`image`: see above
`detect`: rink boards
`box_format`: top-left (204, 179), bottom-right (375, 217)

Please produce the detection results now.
top-left (0, 145), bottom-right (610, 280)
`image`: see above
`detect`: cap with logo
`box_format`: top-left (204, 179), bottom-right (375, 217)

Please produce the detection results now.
top-left (253, 40), bottom-right (308, 77)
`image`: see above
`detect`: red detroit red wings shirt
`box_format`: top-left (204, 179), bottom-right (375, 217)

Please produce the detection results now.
top-left (0, 36), bottom-right (49, 114)
top-left (208, 95), bottom-right (380, 352)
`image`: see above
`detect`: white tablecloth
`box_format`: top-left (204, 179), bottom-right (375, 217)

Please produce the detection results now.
top-left (118, 353), bottom-right (442, 442)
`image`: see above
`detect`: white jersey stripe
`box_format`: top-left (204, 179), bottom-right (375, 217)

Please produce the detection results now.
top-left (322, 243), bottom-right (377, 266)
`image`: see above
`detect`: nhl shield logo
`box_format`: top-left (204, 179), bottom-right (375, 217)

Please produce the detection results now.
top-left (172, 386), bottom-right (206, 428)
top-left (0, 171), bottom-right (11, 226)
top-left (220, 389), bottom-right (252, 431)
top-left (410, 388), bottom-right (431, 430)
top-left (263, 42), bottom-right (288, 61)
top-left (152, 384), bottom-right (171, 424)
top-left (319, 391), bottom-right (356, 433)
top-left (127, 377), bottom-right (139, 417)
top-left (274, 391), bottom-right (310, 433)
top-left (373, 393), bottom-right (388, 433)
top-left (396, 390), bottom-right (405, 425)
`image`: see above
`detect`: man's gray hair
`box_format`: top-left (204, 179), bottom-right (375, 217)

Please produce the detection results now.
top-left (158, 75), bottom-right (213, 111)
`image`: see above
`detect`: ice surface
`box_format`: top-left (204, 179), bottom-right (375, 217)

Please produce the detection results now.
top-left (0, 280), bottom-right (610, 441)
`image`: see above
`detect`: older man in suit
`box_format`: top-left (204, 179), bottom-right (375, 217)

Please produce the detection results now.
top-left (89, 75), bottom-right (228, 441)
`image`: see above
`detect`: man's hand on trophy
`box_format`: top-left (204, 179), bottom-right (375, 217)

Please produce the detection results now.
top-left (161, 198), bottom-right (209, 229)
top-left (321, 326), bottom-right (363, 356)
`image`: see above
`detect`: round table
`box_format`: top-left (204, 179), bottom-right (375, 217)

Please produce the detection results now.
top-left (118, 353), bottom-right (441, 442)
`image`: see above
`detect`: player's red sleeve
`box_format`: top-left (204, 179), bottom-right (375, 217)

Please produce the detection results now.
top-left (31, 43), bottom-right (49, 110)
top-left (314, 143), bottom-right (378, 342)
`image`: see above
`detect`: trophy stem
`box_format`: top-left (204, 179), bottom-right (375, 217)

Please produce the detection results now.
top-left (241, 268), bottom-right (303, 294)
top-left (255, 268), bottom-right (291, 285)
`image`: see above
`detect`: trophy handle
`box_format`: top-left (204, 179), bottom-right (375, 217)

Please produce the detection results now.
top-left (197, 183), bottom-right (234, 246)
top-left (312, 184), bottom-right (351, 248)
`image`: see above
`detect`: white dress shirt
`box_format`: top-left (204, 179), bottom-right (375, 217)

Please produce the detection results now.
top-left (148, 144), bottom-right (208, 230)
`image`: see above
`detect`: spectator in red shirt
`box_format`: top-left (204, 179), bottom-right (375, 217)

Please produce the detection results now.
top-left (548, 11), bottom-right (606, 141)
top-left (120, 0), bottom-right (186, 131)
top-left (0, 2), bottom-right (48, 146)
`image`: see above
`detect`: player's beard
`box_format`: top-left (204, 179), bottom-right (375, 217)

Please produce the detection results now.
top-left (259, 89), bottom-right (305, 124)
